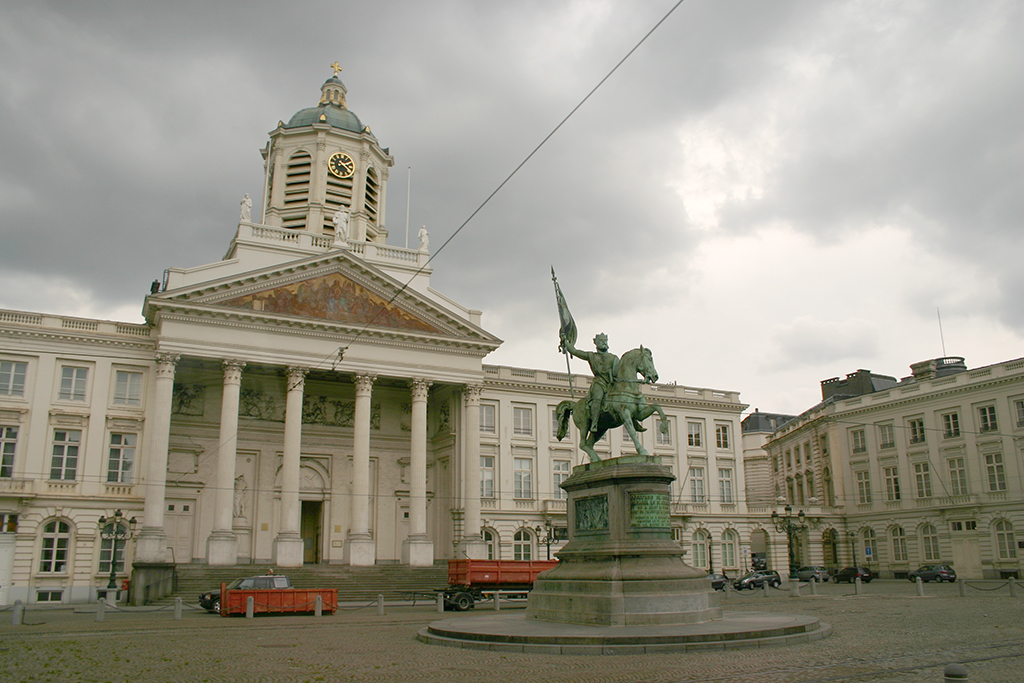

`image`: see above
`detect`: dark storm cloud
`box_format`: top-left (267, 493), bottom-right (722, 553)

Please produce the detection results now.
top-left (0, 0), bottom-right (1021, 413)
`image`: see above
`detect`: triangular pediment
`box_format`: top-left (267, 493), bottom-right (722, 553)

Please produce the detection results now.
top-left (145, 252), bottom-right (500, 349)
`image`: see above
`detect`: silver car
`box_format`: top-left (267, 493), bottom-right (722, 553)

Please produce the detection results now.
top-left (795, 566), bottom-right (830, 582)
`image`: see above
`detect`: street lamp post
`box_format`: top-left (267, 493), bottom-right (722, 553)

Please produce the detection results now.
top-left (534, 520), bottom-right (554, 560)
top-left (98, 510), bottom-right (137, 596)
top-left (770, 504), bottom-right (806, 578)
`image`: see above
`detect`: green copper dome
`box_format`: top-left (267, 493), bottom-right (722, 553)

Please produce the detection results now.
top-left (284, 76), bottom-right (364, 133)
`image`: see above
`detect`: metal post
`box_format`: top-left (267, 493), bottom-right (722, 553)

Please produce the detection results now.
top-left (855, 576), bottom-right (862, 595)
top-left (494, 591), bottom-right (501, 611)
top-left (95, 599), bottom-right (106, 622)
top-left (315, 594), bottom-right (323, 617)
top-left (1009, 578), bottom-right (1017, 598)
top-left (943, 663), bottom-right (969, 681)
top-left (377, 593), bottom-right (385, 616)
top-left (11, 600), bottom-right (23, 626)
top-left (958, 578), bottom-right (966, 598)
top-left (246, 595), bottom-right (254, 619)
top-left (174, 597), bottom-right (182, 621)
top-left (436, 592), bottom-right (445, 613)
top-left (916, 576), bottom-right (925, 597)
top-left (763, 580), bottom-right (769, 596)
top-left (810, 577), bottom-right (817, 595)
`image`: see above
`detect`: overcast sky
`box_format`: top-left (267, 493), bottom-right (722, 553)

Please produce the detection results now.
top-left (1, 1), bottom-right (1022, 415)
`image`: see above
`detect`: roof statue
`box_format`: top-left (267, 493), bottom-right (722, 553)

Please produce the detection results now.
top-left (551, 269), bottom-right (669, 462)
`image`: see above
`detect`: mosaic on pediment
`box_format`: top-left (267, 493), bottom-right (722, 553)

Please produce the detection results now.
top-left (220, 272), bottom-right (442, 334)
top-left (172, 383), bottom-right (205, 416)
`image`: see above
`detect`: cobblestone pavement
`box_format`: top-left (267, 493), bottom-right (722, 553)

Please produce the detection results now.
top-left (0, 581), bottom-right (1021, 683)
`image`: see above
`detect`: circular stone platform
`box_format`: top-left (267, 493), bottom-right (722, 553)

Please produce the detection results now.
top-left (418, 610), bottom-right (831, 655)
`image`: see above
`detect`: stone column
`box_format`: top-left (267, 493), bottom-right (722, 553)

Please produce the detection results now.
top-left (135, 353), bottom-right (179, 563)
top-left (207, 360), bottom-right (245, 565)
top-left (345, 373), bottom-right (376, 566)
top-left (274, 367), bottom-right (306, 567)
top-left (456, 384), bottom-right (488, 559)
top-left (402, 378), bottom-right (433, 566)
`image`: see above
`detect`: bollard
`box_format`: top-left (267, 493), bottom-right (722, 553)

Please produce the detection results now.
top-left (246, 595), bottom-right (254, 619)
top-left (916, 576), bottom-right (925, 596)
top-left (437, 592), bottom-right (445, 614)
top-left (1009, 578), bottom-right (1017, 598)
top-left (855, 576), bottom-right (862, 595)
top-left (958, 578), bottom-right (966, 598)
top-left (494, 591), bottom-right (501, 611)
top-left (377, 593), bottom-right (385, 616)
top-left (11, 600), bottom-right (23, 626)
top-left (96, 598), bottom-right (106, 622)
top-left (791, 579), bottom-right (801, 597)
top-left (943, 662), bottom-right (969, 681)
top-left (174, 597), bottom-right (183, 621)
top-left (722, 582), bottom-right (729, 600)
top-left (763, 580), bottom-right (769, 596)
top-left (810, 577), bottom-right (817, 596)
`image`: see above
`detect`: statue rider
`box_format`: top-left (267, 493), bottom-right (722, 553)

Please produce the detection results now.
top-left (560, 332), bottom-right (619, 439)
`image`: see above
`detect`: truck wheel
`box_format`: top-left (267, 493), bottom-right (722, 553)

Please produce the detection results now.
top-left (454, 593), bottom-right (473, 611)
top-left (212, 598), bottom-right (220, 614)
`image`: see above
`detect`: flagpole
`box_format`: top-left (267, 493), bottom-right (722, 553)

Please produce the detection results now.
top-left (551, 267), bottom-right (576, 400)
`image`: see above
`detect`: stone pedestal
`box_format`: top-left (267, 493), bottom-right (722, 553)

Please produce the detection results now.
top-left (344, 535), bottom-right (376, 566)
top-left (273, 532), bottom-right (304, 567)
top-left (206, 530), bottom-right (238, 566)
top-left (527, 456), bottom-right (721, 626)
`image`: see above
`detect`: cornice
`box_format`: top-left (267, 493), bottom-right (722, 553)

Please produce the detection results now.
top-left (835, 374), bottom-right (1024, 419)
top-left (0, 326), bottom-right (156, 353)
top-left (151, 308), bottom-right (498, 356)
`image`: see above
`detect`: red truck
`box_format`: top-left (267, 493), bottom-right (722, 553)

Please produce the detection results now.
top-left (443, 559), bottom-right (557, 610)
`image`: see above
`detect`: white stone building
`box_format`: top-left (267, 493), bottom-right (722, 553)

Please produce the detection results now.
top-left (0, 74), bottom-right (764, 605)
top-left (763, 357), bottom-right (1023, 580)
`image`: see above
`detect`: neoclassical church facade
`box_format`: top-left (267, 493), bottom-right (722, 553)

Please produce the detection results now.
top-left (0, 74), bottom-right (768, 605)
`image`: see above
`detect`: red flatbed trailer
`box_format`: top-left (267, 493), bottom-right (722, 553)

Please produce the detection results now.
top-left (443, 559), bottom-right (557, 610)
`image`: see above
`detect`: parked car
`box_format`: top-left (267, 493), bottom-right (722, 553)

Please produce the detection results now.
top-left (199, 574), bottom-right (292, 613)
top-left (908, 565), bottom-right (957, 583)
top-left (832, 567), bottom-right (875, 583)
top-left (733, 570), bottom-right (781, 590)
top-left (708, 573), bottom-right (729, 591)
top-left (795, 566), bottom-right (830, 582)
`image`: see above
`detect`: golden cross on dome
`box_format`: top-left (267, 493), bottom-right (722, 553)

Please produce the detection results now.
top-left (330, 62), bottom-right (342, 77)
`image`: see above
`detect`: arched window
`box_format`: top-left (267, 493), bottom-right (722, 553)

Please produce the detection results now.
top-left (862, 528), bottom-right (876, 564)
top-left (39, 520), bottom-right (71, 573)
top-left (99, 522), bottom-right (128, 574)
top-left (513, 529), bottom-right (532, 561)
top-left (920, 524), bottom-right (940, 561)
top-left (483, 529), bottom-right (497, 560)
top-left (994, 520), bottom-right (1017, 560)
top-left (891, 526), bottom-right (907, 562)
top-left (691, 530), bottom-right (710, 570)
top-left (720, 530), bottom-right (738, 570)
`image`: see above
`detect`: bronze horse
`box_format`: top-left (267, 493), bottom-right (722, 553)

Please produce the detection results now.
top-left (555, 346), bottom-right (669, 462)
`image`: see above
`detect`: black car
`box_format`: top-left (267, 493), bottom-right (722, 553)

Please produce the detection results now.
top-left (733, 570), bottom-right (781, 590)
top-left (199, 574), bottom-right (291, 613)
top-left (832, 567), bottom-right (875, 583)
top-left (708, 573), bottom-right (729, 591)
top-left (908, 565), bottom-right (957, 583)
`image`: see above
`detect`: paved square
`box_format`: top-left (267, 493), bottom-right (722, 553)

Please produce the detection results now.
top-left (0, 581), bottom-right (1020, 682)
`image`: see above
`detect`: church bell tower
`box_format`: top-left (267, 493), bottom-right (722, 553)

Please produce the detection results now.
top-left (261, 66), bottom-right (394, 243)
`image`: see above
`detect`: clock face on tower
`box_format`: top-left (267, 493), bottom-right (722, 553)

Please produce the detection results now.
top-left (328, 152), bottom-right (355, 179)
